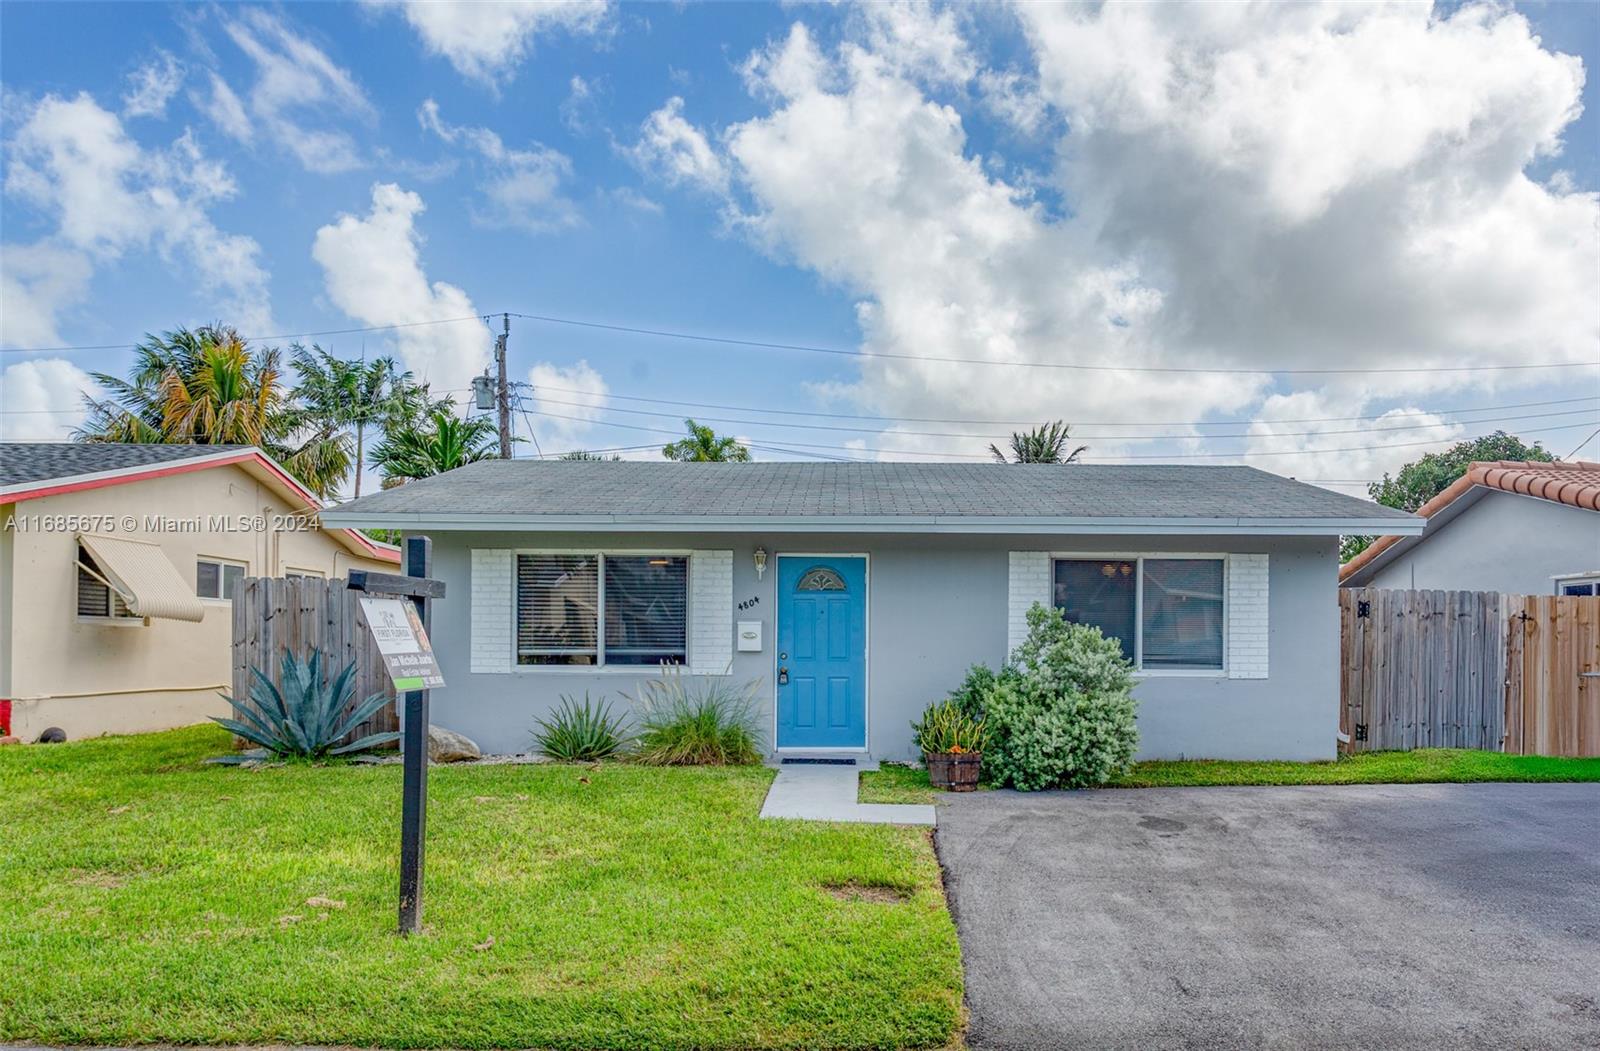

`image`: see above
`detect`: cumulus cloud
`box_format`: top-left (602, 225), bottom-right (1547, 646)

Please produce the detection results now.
top-left (214, 8), bottom-right (373, 172)
top-left (312, 183), bottom-right (494, 394)
top-left (371, 0), bottom-right (610, 87)
top-left (636, 1), bottom-right (1596, 475)
top-left (525, 359), bottom-right (609, 450)
top-left (1243, 392), bottom-right (1465, 486)
top-left (0, 358), bottom-right (97, 440)
top-left (3, 92), bottom-right (272, 339)
top-left (418, 99), bottom-right (581, 234)
top-left (122, 50), bottom-right (183, 119)
top-left (627, 97), bottom-right (728, 193)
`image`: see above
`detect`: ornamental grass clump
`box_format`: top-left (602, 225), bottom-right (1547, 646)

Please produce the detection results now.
top-left (533, 693), bottom-right (631, 761)
top-left (211, 650), bottom-right (399, 763)
top-left (911, 699), bottom-right (988, 756)
top-left (624, 666), bottom-right (764, 766)
top-left (955, 604), bottom-right (1139, 790)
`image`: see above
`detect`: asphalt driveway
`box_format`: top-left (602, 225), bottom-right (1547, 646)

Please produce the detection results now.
top-left (936, 783), bottom-right (1600, 1050)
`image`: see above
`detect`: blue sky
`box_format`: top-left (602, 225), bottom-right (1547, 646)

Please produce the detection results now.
top-left (2, 1), bottom-right (1596, 497)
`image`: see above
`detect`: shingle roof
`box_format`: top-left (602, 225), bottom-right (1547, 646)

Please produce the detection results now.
top-left (1340, 460), bottom-right (1600, 581)
top-left (323, 460), bottom-right (1417, 531)
top-left (0, 443), bottom-right (253, 487)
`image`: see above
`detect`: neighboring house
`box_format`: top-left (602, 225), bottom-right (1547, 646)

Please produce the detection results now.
top-left (1340, 460), bottom-right (1600, 595)
top-left (0, 444), bottom-right (399, 740)
top-left (321, 461), bottom-right (1419, 762)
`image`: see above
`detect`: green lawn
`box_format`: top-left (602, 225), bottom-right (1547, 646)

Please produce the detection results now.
top-left (0, 726), bottom-right (962, 1050)
top-left (861, 749), bottom-right (1600, 802)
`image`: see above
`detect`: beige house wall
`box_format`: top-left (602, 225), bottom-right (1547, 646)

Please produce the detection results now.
top-left (1, 464), bottom-right (392, 741)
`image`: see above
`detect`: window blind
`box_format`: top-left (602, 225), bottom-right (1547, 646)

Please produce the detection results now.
top-left (1053, 558), bottom-right (1136, 662)
top-left (604, 556), bottom-right (687, 665)
top-left (1141, 559), bottom-right (1225, 669)
top-left (516, 554), bottom-right (598, 664)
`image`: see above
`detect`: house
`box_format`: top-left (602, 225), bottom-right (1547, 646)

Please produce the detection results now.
top-left (0, 443), bottom-right (399, 741)
top-left (1340, 460), bottom-right (1600, 595)
top-left (321, 460), bottom-right (1419, 762)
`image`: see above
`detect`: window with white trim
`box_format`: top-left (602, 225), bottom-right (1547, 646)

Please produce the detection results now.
top-left (196, 557), bottom-right (246, 600)
top-left (1053, 557), bottom-right (1226, 671)
top-left (515, 554), bottom-right (687, 666)
top-left (1556, 575), bottom-right (1599, 597)
top-left (76, 544), bottom-right (138, 620)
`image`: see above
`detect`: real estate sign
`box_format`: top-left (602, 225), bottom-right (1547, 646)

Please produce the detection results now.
top-left (358, 596), bottom-right (445, 691)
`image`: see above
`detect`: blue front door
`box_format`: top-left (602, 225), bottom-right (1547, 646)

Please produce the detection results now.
top-left (776, 556), bottom-right (867, 749)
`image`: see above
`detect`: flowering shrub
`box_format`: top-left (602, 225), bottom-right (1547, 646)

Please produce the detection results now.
top-left (955, 604), bottom-right (1139, 790)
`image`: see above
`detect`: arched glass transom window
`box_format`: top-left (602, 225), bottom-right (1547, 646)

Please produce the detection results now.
top-left (796, 567), bottom-right (847, 592)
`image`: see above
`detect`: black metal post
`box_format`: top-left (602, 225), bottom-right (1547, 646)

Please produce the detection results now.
top-left (398, 535), bottom-right (432, 935)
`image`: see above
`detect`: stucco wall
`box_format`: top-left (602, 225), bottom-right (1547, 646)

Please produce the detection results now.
top-left (1363, 491), bottom-right (1598, 593)
top-left (1, 467), bottom-right (392, 741)
top-left (422, 530), bottom-right (1339, 762)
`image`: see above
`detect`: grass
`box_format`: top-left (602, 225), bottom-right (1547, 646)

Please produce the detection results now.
top-left (0, 726), bottom-right (962, 1050)
top-left (861, 749), bottom-right (1600, 800)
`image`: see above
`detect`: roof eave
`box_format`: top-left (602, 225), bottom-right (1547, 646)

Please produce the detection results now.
top-left (317, 511), bottom-right (1425, 537)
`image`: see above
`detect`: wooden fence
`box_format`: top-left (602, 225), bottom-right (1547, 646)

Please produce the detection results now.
top-left (1340, 588), bottom-right (1600, 757)
top-left (230, 577), bottom-right (398, 745)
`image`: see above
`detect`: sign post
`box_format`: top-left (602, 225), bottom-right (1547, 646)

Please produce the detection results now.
top-left (349, 536), bottom-right (445, 936)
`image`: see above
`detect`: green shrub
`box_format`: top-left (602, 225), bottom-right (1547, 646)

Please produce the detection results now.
top-left (960, 604), bottom-right (1139, 790)
top-left (948, 663), bottom-right (1000, 719)
top-left (211, 650), bottom-right (399, 763)
top-left (624, 666), bottom-right (764, 766)
top-left (533, 693), bottom-right (630, 761)
top-left (911, 699), bottom-right (988, 755)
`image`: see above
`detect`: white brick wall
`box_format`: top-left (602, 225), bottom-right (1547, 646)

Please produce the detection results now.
top-left (688, 550), bottom-right (733, 674)
top-left (470, 549), bottom-right (513, 674)
top-left (1227, 553), bottom-right (1269, 679)
top-left (1007, 551), bottom-right (1051, 655)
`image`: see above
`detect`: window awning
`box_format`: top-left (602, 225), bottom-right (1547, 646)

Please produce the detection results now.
top-left (77, 533), bottom-right (206, 623)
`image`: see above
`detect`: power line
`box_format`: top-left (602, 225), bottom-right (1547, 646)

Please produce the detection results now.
top-left (524, 386), bottom-right (1600, 429)
top-left (523, 406), bottom-right (1600, 461)
top-left (505, 311), bottom-right (1599, 376)
top-left (520, 393), bottom-right (1598, 443)
top-left (1566, 427), bottom-right (1600, 459)
top-left (7, 308), bottom-right (1596, 375)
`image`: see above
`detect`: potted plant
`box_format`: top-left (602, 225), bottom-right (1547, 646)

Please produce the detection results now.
top-left (911, 699), bottom-right (988, 792)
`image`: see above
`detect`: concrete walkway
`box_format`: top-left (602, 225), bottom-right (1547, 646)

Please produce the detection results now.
top-left (759, 762), bottom-right (936, 825)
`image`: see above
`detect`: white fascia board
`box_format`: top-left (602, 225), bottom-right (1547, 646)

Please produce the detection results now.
top-left (318, 511), bottom-right (1426, 537)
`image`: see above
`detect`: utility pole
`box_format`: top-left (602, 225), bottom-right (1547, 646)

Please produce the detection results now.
top-left (495, 313), bottom-right (512, 459)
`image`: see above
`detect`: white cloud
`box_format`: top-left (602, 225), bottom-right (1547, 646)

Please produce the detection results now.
top-left (200, 73), bottom-right (253, 144)
top-left (525, 359), bottom-right (609, 450)
top-left (122, 50), bottom-right (184, 119)
top-left (418, 100), bottom-right (581, 234)
top-left (312, 183), bottom-right (494, 394)
top-left (217, 8), bottom-right (373, 173)
top-left (3, 92), bottom-right (272, 337)
top-left (635, 3), bottom-right (1596, 477)
top-left (371, 0), bottom-right (610, 87)
top-left (0, 358), bottom-right (97, 440)
top-left (560, 74), bottom-right (599, 134)
top-left (628, 97), bottom-right (728, 194)
top-left (1244, 392), bottom-right (1465, 485)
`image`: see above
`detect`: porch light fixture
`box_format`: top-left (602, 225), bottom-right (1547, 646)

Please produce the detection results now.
top-left (753, 547), bottom-right (768, 580)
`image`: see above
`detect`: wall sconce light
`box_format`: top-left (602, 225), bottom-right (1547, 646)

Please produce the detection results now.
top-left (753, 547), bottom-right (768, 580)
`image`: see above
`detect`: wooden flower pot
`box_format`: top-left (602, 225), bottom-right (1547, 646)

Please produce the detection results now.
top-left (926, 751), bottom-right (981, 792)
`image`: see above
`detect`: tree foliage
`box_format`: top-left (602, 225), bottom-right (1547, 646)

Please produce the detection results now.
top-left (990, 421), bottom-right (1087, 464)
top-left (370, 409), bottom-right (499, 484)
top-left (1341, 430), bottom-right (1556, 562)
top-left (662, 418), bottom-right (752, 462)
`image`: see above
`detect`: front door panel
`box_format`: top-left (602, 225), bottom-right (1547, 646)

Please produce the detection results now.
top-left (777, 556), bottom-right (866, 749)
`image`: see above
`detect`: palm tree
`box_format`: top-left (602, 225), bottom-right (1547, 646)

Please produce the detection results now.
top-left (290, 347), bottom-right (450, 497)
top-left (560, 450), bottom-right (622, 461)
top-left (662, 418), bottom-right (752, 462)
top-left (371, 410), bottom-right (499, 484)
top-left (77, 326), bottom-right (351, 499)
top-left (989, 421), bottom-right (1087, 464)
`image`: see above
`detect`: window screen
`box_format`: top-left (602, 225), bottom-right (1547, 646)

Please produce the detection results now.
top-left (1141, 559), bottom-right (1225, 669)
top-left (1053, 559), bottom-right (1136, 662)
top-left (603, 556), bottom-right (687, 665)
top-left (517, 554), bottom-right (599, 664)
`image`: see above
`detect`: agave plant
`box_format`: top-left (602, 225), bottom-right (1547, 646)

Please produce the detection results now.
top-left (212, 650), bottom-right (398, 762)
top-left (532, 693), bottom-right (631, 761)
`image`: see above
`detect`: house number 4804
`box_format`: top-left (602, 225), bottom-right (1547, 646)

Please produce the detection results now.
top-left (737, 596), bottom-right (761, 611)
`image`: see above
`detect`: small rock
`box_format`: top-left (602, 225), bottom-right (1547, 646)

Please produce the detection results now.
top-left (0, 736), bottom-right (20, 746)
top-left (37, 726), bottom-right (67, 744)
top-left (427, 725), bottom-right (480, 763)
